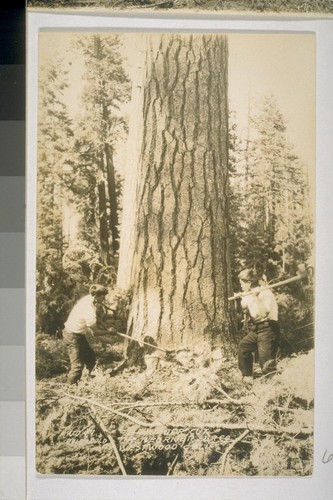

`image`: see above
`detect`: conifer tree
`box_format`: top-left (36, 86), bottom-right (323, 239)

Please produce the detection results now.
top-left (73, 34), bottom-right (131, 262)
top-left (229, 95), bottom-right (312, 281)
top-left (36, 59), bottom-right (75, 333)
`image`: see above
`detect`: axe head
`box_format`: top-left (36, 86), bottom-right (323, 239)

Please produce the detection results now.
top-left (297, 263), bottom-right (307, 278)
top-left (142, 335), bottom-right (158, 355)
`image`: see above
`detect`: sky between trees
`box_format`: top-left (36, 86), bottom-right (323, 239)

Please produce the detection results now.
top-left (38, 31), bottom-right (315, 185)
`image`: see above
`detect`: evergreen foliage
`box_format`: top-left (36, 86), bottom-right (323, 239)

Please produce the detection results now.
top-left (228, 96), bottom-right (314, 352)
top-left (229, 95), bottom-right (312, 280)
top-left (34, 35), bottom-right (315, 478)
top-left (36, 59), bottom-right (77, 334)
top-left (73, 35), bottom-right (131, 258)
top-left (36, 37), bottom-right (131, 334)
top-left (36, 37), bottom-right (314, 357)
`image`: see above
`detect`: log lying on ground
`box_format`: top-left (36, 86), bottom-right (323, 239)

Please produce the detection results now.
top-left (65, 393), bottom-right (313, 436)
top-left (166, 422), bottom-right (313, 436)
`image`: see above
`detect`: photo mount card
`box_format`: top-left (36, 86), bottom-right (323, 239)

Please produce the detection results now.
top-left (26, 11), bottom-right (333, 500)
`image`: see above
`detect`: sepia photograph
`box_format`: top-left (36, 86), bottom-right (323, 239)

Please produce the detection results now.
top-left (34, 31), bottom-right (315, 477)
top-left (27, 0), bottom-right (333, 15)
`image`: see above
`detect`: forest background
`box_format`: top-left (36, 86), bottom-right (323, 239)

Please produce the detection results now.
top-left (33, 31), bottom-right (316, 477)
top-left (36, 32), bottom-right (315, 346)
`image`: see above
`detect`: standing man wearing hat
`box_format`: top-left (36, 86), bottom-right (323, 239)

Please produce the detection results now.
top-left (63, 284), bottom-right (109, 384)
top-left (237, 269), bottom-right (280, 383)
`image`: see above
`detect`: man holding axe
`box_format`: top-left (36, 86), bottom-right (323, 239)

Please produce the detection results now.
top-left (63, 284), bottom-right (114, 385)
top-left (235, 269), bottom-right (281, 384)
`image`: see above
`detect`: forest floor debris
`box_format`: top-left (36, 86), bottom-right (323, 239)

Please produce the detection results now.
top-left (35, 335), bottom-right (314, 476)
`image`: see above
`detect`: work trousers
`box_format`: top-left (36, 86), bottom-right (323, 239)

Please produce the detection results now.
top-left (63, 329), bottom-right (96, 384)
top-left (238, 321), bottom-right (280, 377)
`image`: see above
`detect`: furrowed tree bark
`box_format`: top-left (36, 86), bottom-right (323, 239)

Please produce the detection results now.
top-left (127, 34), bottom-right (235, 351)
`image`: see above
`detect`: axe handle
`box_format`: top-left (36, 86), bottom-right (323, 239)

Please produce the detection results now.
top-left (100, 303), bottom-right (168, 353)
top-left (102, 328), bottom-right (168, 353)
top-left (115, 331), bottom-right (168, 353)
top-left (228, 274), bottom-right (302, 302)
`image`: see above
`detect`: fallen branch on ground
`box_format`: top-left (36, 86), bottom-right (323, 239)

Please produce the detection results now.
top-left (205, 398), bottom-right (249, 406)
top-left (63, 394), bottom-right (313, 436)
top-left (165, 422), bottom-right (313, 436)
top-left (65, 393), bottom-right (155, 428)
top-left (218, 429), bottom-right (250, 474)
top-left (88, 404), bottom-right (127, 476)
top-left (112, 400), bottom-right (189, 409)
top-left (208, 382), bottom-right (251, 405)
top-left (167, 429), bottom-right (191, 476)
top-left (113, 399), bottom-right (243, 409)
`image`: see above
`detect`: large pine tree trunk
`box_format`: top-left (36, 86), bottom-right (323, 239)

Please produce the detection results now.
top-left (127, 34), bottom-right (235, 351)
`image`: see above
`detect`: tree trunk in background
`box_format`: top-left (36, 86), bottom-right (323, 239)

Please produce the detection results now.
top-left (126, 34), bottom-right (235, 351)
top-left (98, 179), bottom-right (110, 266)
top-left (117, 70), bottom-right (145, 290)
top-left (105, 143), bottom-right (120, 254)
